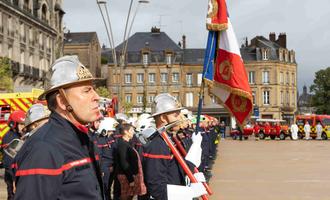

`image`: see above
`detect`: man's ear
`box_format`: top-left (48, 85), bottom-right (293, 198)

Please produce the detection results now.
top-left (56, 93), bottom-right (67, 111)
top-left (159, 114), bottom-right (168, 124)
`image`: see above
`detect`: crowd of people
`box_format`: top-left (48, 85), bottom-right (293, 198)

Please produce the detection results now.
top-left (1, 56), bottom-right (222, 200)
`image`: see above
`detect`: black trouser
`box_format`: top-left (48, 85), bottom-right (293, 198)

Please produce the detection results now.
top-left (4, 169), bottom-right (14, 200)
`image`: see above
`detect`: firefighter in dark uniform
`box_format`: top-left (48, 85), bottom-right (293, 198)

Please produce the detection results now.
top-left (13, 56), bottom-right (104, 200)
top-left (97, 117), bottom-right (118, 200)
top-left (1, 110), bottom-right (25, 200)
top-left (142, 93), bottom-right (207, 200)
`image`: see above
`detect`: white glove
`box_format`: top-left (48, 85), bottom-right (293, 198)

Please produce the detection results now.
top-left (192, 132), bottom-right (203, 145)
top-left (190, 182), bottom-right (207, 198)
top-left (167, 184), bottom-right (193, 200)
top-left (185, 132), bottom-right (202, 167)
top-left (194, 172), bottom-right (206, 182)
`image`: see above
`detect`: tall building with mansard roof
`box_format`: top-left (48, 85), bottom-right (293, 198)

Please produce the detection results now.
top-left (241, 32), bottom-right (297, 123)
top-left (102, 27), bottom-right (230, 123)
top-left (0, 0), bottom-right (64, 92)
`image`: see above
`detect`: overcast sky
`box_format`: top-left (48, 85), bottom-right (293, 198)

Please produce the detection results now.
top-left (63, 0), bottom-right (330, 93)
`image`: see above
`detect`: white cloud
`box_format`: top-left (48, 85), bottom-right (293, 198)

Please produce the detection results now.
top-left (63, 0), bottom-right (330, 92)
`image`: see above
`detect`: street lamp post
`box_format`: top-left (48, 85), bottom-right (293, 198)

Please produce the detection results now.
top-left (119, 0), bottom-right (149, 114)
top-left (97, 0), bottom-right (149, 113)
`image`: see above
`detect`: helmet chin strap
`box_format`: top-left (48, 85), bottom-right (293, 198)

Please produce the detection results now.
top-left (59, 89), bottom-right (84, 125)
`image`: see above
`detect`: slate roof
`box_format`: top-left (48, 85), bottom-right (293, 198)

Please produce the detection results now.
top-left (115, 32), bottom-right (181, 52)
top-left (183, 49), bottom-right (205, 65)
top-left (64, 32), bottom-right (97, 45)
top-left (102, 30), bottom-right (205, 65)
top-left (240, 36), bottom-right (282, 61)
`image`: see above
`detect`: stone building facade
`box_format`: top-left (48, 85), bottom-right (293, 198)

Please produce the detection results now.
top-left (0, 0), bottom-right (64, 92)
top-left (297, 85), bottom-right (315, 114)
top-left (102, 27), bottom-right (222, 117)
top-left (64, 32), bottom-right (101, 77)
top-left (241, 33), bottom-right (297, 123)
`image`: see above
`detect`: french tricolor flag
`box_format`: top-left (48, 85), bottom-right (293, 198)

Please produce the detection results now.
top-left (203, 0), bottom-right (252, 126)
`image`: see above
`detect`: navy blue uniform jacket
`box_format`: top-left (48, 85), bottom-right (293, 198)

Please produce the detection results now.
top-left (142, 133), bottom-right (195, 200)
top-left (13, 112), bottom-right (104, 200)
top-left (2, 130), bottom-right (20, 175)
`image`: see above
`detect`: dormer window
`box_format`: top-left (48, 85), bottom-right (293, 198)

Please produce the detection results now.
top-left (262, 49), bottom-right (269, 60)
top-left (23, 0), bottom-right (32, 13)
top-left (284, 51), bottom-right (289, 62)
top-left (143, 53), bottom-right (149, 66)
top-left (279, 49), bottom-right (283, 61)
top-left (166, 54), bottom-right (172, 65)
top-left (290, 51), bottom-right (295, 63)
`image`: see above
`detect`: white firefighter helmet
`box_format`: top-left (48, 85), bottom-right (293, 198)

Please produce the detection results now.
top-left (151, 93), bottom-right (184, 117)
top-left (115, 113), bottom-right (129, 122)
top-left (39, 55), bottom-right (99, 100)
top-left (24, 104), bottom-right (50, 128)
top-left (98, 117), bottom-right (119, 133)
top-left (135, 113), bottom-right (155, 132)
top-left (126, 117), bottom-right (137, 126)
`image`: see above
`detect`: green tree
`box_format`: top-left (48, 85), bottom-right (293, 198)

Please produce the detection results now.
top-left (122, 102), bottom-right (133, 116)
top-left (0, 57), bottom-right (13, 92)
top-left (96, 86), bottom-right (111, 98)
top-left (310, 67), bottom-right (330, 114)
top-left (101, 56), bottom-right (108, 65)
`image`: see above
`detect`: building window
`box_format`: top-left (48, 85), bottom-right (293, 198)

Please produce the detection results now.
top-left (172, 72), bottom-right (179, 82)
top-left (252, 91), bottom-right (256, 105)
top-left (23, 0), bottom-right (31, 12)
top-left (262, 71), bottom-right (269, 84)
top-left (286, 72), bottom-right (289, 85)
top-left (137, 95), bottom-right (143, 104)
top-left (291, 73), bottom-right (295, 85)
top-left (125, 94), bottom-right (132, 103)
top-left (8, 16), bottom-right (12, 34)
top-left (281, 91), bottom-right (284, 105)
top-left (166, 54), bottom-right (172, 65)
top-left (29, 54), bottom-right (33, 67)
top-left (263, 91), bottom-right (270, 105)
top-left (41, 4), bottom-right (48, 22)
top-left (290, 52), bottom-right (294, 63)
top-left (8, 45), bottom-right (13, 59)
top-left (0, 12), bottom-right (2, 32)
top-left (197, 73), bottom-right (202, 86)
top-left (186, 73), bottom-right (192, 86)
top-left (29, 27), bottom-right (33, 44)
top-left (292, 91), bottom-right (295, 106)
top-left (161, 73), bottom-right (168, 83)
top-left (286, 91), bottom-right (290, 105)
top-left (285, 52), bottom-right (289, 62)
top-left (263, 49), bottom-right (268, 60)
top-left (20, 22), bottom-right (25, 40)
top-left (39, 32), bottom-right (43, 48)
top-left (185, 92), bottom-right (193, 107)
top-left (137, 73), bottom-right (144, 83)
top-left (148, 73), bottom-right (155, 83)
top-left (143, 53), bottom-right (149, 66)
top-left (280, 72), bottom-right (284, 84)
top-left (279, 50), bottom-right (283, 61)
top-left (173, 93), bottom-right (179, 101)
top-left (148, 95), bottom-right (155, 103)
top-left (248, 71), bottom-right (255, 84)
top-left (124, 74), bottom-right (132, 84)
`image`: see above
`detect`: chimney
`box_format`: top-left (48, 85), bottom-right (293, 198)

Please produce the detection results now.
top-left (151, 26), bottom-right (160, 33)
top-left (277, 33), bottom-right (287, 48)
top-left (245, 37), bottom-right (248, 47)
top-left (269, 32), bottom-right (276, 42)
top-left (182, 35), bottom-right (186, 49)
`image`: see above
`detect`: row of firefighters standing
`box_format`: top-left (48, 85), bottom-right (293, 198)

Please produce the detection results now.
top-left (1, 56), bottom-right (220, 200)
